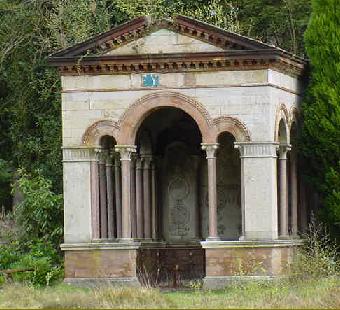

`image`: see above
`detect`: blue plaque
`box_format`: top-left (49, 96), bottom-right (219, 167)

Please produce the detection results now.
top-left (142, 74), bottom-right (160, 87)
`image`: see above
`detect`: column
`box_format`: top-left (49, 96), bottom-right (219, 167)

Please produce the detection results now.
top-left (151, 160), bottom-right (157, 240)
top-left (142, 156), bottom-right (151, 239)
top-left (90, 150), bottom-right (100, 239)
top-left (130, 156), bottom-right (137, 238)
top-left (114, 153), bottom-right (122, 238)
top-left (106, 150), bottom-right (115, 239)
top-left (279, 145), bottom-right (290, 238)
top-left (290, 149), bottom-right (298, 236)
top-left (235, 142), bottom-right (279, 240)
top-left (201, 143), bottom-right (219, 241)
top-left (99, 150), bottom-right (108, 239)
top-left (135, 158), bottom-right (144, 238)
top-left (115, 145), bottom-right (136, 240)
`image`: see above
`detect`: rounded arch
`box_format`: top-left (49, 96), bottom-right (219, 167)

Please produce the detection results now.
top-left (117, 92), bottom-right (216, 144)
top-left (289, 106), bottom-right (300, 130)
top-left (82, 120), bottom-right (119, 146)
top-left (274, 103), bottom-right (290, 144)
top-left (213, 116), bottom-right (251, 142)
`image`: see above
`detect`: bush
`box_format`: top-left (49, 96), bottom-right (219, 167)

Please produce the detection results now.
top-left (290, 218), bottom-right (339, 280)
top-left (14, 169), bottom-right (63, 248)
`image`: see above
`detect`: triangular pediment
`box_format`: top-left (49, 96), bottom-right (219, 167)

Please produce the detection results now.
top-left (52, 15), bottom-right (276, 58)
top-left (104, 29), bottom-right (224, 55)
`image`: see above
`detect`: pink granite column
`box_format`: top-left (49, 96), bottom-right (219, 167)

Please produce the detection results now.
top-left (130, 156), bottom-right (137, 238)
top-left (106, 150), bottom-right (115, 239)
top-left (151, 160), bottom-right (157, 240)
top-left (114, 153), bottom-right (122, 238)
top-left (99, 150), bottom-right (108, 238)
top-left (142, 156), bottom-right (151, 239)
top-left (290, 149), bottom-right (298, 236)
top-left (91, 149), bottom-right (100, 239)
top-left (135, 158), bottom-right (144, 239)
top-left (279, 145), bottom-right (290, 238)
top-left (115, 145), bottom-right (136, 240)
top-left (202, 143), bottom-right (219, 241)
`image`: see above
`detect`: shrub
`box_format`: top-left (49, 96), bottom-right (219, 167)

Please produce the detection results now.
top-left (290, 218), bottom-right (339, 280)
top-left (14, 169), bottom-right (63, 248)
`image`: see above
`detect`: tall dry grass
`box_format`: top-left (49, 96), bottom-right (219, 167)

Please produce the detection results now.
top-left (0, 277), bottom-right (338, 309)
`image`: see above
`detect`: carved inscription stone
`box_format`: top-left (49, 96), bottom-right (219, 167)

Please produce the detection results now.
top-left (161, 142), bottom-right (199, 242)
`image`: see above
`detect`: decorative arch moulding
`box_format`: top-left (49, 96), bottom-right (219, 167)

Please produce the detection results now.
top-left (81, 92), bottom-right (253, 147)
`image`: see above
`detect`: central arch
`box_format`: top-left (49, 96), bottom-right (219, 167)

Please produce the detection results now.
top-left (117, 92), bottom-right (216, 145)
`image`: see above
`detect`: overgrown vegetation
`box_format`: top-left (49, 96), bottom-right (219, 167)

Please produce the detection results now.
top-left (300, 0), bottom-right (340, 236)
top-left (1, 0), bottom-right (339, 295)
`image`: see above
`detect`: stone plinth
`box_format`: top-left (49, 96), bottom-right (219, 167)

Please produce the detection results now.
top-left (62, 242), bottom-right (141, 286)
top-left (201, 240), bottom-right (302, 289)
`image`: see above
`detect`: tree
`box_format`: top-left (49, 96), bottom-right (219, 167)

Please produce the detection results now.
top-left (301, 0), bottom-right (340, 235)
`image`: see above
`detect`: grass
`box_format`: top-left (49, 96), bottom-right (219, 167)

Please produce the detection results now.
top-left (0, 277), bottom-right (339, 309)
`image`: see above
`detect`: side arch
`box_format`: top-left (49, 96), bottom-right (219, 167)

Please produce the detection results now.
top-left (116, 92), bottom-right (216, 144)
top-left (213, 116), bottom-right (251, 142)
top-left (82, 120), bottom-right (119, 146)
top-left (289, 106), bottom-right (300, 129)
top-left (274, 103), bottom-right (290, 144)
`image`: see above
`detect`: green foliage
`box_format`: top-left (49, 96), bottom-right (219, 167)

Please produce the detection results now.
top-left (301, 0), bottom-right (340, 233)
top-left (290, 218), bottom-right (339, 280)
top-left (14, 169), bottom-right (63, 247)
top-left (0, 240), bottom-right (63, 287)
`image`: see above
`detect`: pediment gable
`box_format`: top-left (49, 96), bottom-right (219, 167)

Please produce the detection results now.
top-left (49, 15), bottom-right (306, 77)
top-left (104, 29), bottom-right (224, 55)
top-left (52, 15), bottom-right (275, 58)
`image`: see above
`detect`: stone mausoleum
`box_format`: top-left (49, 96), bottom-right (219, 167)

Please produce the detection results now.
top-left (49, 16), bottom-right (311, 288)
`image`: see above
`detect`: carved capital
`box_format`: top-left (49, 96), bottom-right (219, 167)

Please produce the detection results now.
top-left (115, 145), bottom-right (137, 161)
top-left (141, 155), bottom-right (152, 169)
top-left (234, 142), bottom-right (279, 158)
top-left (279, 144), bottom-right (291, 160)
top-left (62, 147), bottom-right (97, 162)
top-left (201, 143), bottom-right (219, 159)
top-left (136, 158), bottom-right (143, 170)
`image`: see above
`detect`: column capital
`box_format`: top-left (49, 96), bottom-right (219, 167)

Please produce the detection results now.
top-left (136, 158), bottom-right (143, 170)
top-left (234, 142), bottom-right (279, 158)
top-left (141, 155), bottom-right (152, 168)
top-left (62, 146), bottom-right (98, 162)
top-left (115, 145), bottom-right (137, 161)
top-left (279, 144), bottom-right (291, 160)
top-left (201, 143), bottom-right (219, 159)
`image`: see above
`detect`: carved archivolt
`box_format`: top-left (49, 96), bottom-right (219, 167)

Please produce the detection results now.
top-left (274, 103), bottom-right (290, 143)
top-left (83, 92), bottom-right (253, 147)
top-left (213, 116), bottom-right (251, 142)
top-left (82, 120), bottom-right (119, 146)
top-left (116, 91), bottom-right (216, 144)
top-left (289, 106), bottom-right (300, 129)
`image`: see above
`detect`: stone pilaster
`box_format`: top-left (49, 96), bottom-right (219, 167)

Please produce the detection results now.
top-left (115, 145), bottom-right (137, 240)
top-left (234, 142), bottom-right (279, 240)
top-left (201, 143), bottom-right (219, 241)
top-left (63, 147), bottom-right (98, 243)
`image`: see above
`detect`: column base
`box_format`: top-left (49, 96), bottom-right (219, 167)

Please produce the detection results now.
top-left (206, 237), bottom-right (221, 241)
top-left (201, 240), bottom-right (302, 289)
